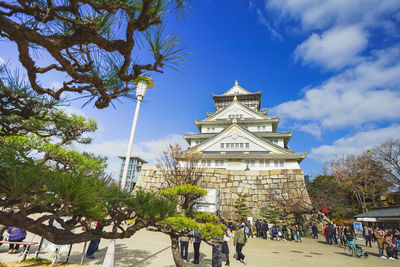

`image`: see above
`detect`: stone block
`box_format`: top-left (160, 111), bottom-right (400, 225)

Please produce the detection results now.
top-left (234, 175), bottom-right (241, 181)
top-left (229, 170), bottom-right (243, 175)
top-left (233, 181), bottom-right (239, 187)
top-left (226, 182), bottom-right (232, 187)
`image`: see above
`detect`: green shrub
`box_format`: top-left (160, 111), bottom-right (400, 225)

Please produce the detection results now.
top-left (25, 257), bottom-right (52, 264)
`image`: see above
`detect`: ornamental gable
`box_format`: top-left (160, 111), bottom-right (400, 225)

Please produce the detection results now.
top-left (223, 80), bottom-right (251, 95)
top-left (205, 101), bottom-right (265, 121)
top-left (195, 124), bottom-right (291, 154)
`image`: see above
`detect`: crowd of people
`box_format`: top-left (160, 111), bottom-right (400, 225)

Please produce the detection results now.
top-left (319, 223), bottom-right (400, 260)
top-left (373, 226), bottom-right (399, 260)
top-left (227, 220), bottom-right (304, 242)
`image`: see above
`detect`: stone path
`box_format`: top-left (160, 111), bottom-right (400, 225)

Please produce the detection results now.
top-left (0, 230), bottom-right (399, 267)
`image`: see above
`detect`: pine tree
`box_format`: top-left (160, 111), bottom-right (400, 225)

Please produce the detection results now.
top-left (233, 193), bottom-right (249, 221)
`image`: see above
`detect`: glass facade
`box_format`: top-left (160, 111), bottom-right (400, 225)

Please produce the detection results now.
top-left (119, 157), bottom-right (146, 192)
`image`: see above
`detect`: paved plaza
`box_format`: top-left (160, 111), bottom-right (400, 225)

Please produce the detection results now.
top-left (0, 230), bottom-right (399, 267)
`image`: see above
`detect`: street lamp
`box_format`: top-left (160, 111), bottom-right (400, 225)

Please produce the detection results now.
top-left (120, 76), bottom-right (154, 190)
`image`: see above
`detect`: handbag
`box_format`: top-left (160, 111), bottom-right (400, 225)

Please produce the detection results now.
top-left (223, 235), bottom-right (230, 242)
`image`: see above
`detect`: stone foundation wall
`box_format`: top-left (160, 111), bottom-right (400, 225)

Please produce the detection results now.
top-left (136, 166), bottom-right (309, 220)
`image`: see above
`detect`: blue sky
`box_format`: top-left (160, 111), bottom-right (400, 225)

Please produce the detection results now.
top-left (1, 0), bottom-right (400, 178)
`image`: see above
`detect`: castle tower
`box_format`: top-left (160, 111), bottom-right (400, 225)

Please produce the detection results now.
top-left (183, 81), bottom-right (306, 170)
top-left (136, 81), bottom-right (309, 219)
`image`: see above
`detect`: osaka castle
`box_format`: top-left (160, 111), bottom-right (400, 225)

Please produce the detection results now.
top-left (183, 80), bottom-right (306, 170)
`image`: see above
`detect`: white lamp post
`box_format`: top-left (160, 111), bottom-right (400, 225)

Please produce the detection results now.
top-left (120, 76), bottom-right (154, 190)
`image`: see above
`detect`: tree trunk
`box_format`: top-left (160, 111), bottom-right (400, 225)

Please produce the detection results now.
top-left (170, 235), bottom-right (186, 267)
top-left (212, 244), bottom-right (222, 267)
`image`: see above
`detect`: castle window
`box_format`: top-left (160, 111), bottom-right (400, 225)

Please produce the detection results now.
top-left (215, 160), bottom-right (224, 166)
top-left (221, 143), bottom-right (224, 148)
top-left (240, 143), bottom-right (244, 148)
top-left (274, 160), bottom-right (285, 167)
top-left (245, 143), bottom-right (249, 148)
top-left (235, 143), bottom-right (239, 148)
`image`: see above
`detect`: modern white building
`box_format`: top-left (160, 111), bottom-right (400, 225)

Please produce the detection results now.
top-left (183, 81), bottom-right (306, 170)
top-left (118, 156), bottom-right (147, 191)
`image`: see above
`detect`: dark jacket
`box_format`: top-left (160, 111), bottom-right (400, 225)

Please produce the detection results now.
top-left (326, 226), bottom-right (334, 236)
top-left (312, 225), bottom-right (318, 234)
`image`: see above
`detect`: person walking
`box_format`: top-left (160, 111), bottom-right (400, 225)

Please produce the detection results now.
top-left (222, 229), bottom-right (230, 266)
top-left (180, 236), bottom-right (189, 263)
top-left (290, 225), bottom-right (295, 242)
top-left (192, 230), bottom-right (201, 264)
top-left (363, 226), bottom-right (372, 248)
top-left (7, 227), bottom-right (26, 254)
top-left (282, 224), bottom-right (287, 240)
top-left (392, 232), bottom-right (399, 259)
top-left (374, 227), bottom-right (385, 258)
top-left (312, 224), bottom-right (318, 239)
top-left (295, 225), bottom-right (302, 242)
top-left (233, 223), bottom-right (247, 265)
top-left (333, 225), bottom-right (338, 245)
top-left (326, 224), bottom-right (334, 245)
top-left (255, 220), bottom-right (260, 238)
top-left (262, 221), bottom-right (268, 239)
top-left (338, 226), bottom-right (345, 246)
top-left (86, 239), bottom-right (100, 259)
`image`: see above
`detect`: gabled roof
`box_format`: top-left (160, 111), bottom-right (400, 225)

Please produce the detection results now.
top-left (184, 131), bottom-right (292, 140)
top-left (194, 117), bottom-right (280, 131)
top-left (187, 123), bottom-right (305, 160)
top-left (354, 205), bottom-right (400, 218)
top-left (222, 80), bottom-right (252, 95)
top-left (184, 131), bottom-right (293, 148)
top-left (204, 97), bottom-right (268, 121)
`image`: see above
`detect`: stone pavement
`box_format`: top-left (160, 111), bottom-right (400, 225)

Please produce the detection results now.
top-left (0, 230), bottom-right (399, 267)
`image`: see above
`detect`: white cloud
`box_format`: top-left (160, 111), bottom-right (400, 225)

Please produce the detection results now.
top-left (51, 81), bottom-right (63, 89)
top-left (272, 47), bottom-right (400, 135)
top-left (309, 124), bottom-right (400, 163)
top-left (59, 106), bottom-right (86, 117)
top-left (294, 26), bottom-right (367, 70)
top-left (264, 0), bottom-right (400, 70)
top-left (266, 0), bottom-right (400, 32)
top-left (73, 134), bottom-right (188, 179)
top-left (256, 8), bottom-right (283, 41)
top-left (0, 57), bottom-right (5, 65)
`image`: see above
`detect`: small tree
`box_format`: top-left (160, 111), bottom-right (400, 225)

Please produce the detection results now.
top-left (371, 139), bottom-right (400, 188)
top-left (331, 152), bottom-right (393, 212)
top-left (0, 84), bottom-right (177, 244)
top-left (262, 203), bottom-right (283, 224)
top-left (152, 144), bottom-right (225, 267)
top-left (233, 193), bottom-right (249, 222)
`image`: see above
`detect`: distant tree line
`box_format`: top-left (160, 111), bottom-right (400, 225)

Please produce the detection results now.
top-left (307, 140), bottom-right (400, 220)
